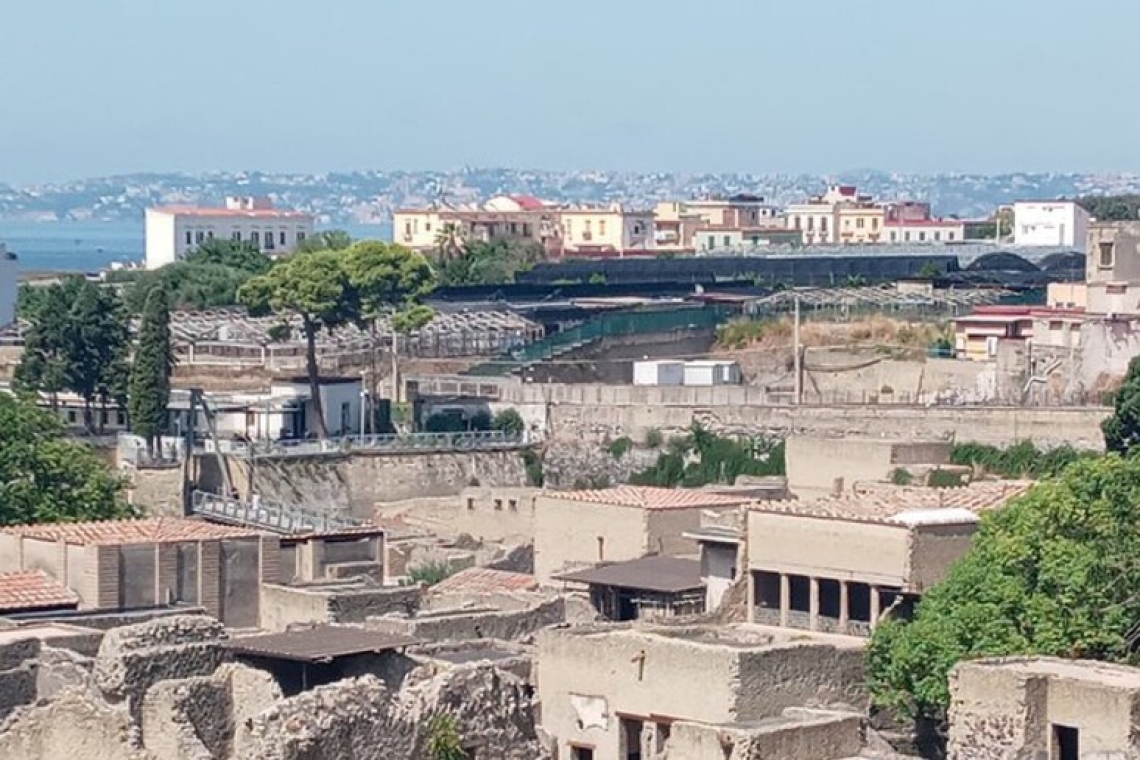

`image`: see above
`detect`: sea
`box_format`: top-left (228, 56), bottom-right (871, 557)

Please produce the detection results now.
top-left (0, 220), bottom-right (393, 274)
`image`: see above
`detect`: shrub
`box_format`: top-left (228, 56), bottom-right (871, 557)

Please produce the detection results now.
top-left (492, 408), bottom-right (525, 434)
top-left (891, 468), bottom-right (914, 485)
top-left (608, 436), bottom-right (634, 459)
top-left (644, 428), bottom-right (664, 449)
top-left (926, 469), bottom-right (964, 488)
top-left (408, 561), bottom-right (455, 587)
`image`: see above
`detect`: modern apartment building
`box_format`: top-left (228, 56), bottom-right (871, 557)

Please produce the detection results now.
top-left (882, 218), bottom-right (966, 244)
top-left (1014, 200), bottom-right (1089, 251)
top-left (144, 197), bottom-right (314, 270)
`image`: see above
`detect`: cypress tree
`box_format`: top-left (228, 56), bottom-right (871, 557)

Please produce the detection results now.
top-left (128, 284), bottom-right (174, 456)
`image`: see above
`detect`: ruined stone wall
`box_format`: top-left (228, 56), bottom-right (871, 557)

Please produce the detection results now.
top-left (368, 598), bottom-right (564, 643)
top-left (0, 688), bottom-right (148, 760)
top-left (141, 675), bottom-right (232, 760)
top-left (128, 465), bottom-right (185, 518)
top-left (259, 583), bottom-right (422, 632)
top-left (213, 449), bottom-right (529, 520)
top-left (0, 638), bottom-right (39, 722)
top-left (734, 641), bottom-right (867, 719)
top-left (668, 708), bottom-right (864, 760)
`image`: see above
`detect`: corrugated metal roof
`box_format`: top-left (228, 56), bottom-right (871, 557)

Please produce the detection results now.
top-left (226, 626), bottom-right (420, 663)
top-left (553, 555), bottom-right (703, 594)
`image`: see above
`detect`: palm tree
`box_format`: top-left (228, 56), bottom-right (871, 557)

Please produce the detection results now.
top-left (434, 223), bottom-right (465, 262)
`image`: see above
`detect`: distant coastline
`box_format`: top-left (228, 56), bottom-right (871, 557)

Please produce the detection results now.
top-left (0, 220), bottom-right (392, 273)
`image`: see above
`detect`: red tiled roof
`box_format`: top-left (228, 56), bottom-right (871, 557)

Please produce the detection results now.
top-left (3, 518), bottom-right (265, 546)
top-left (0, 571), bottom-right (79, 612)
top-left (149, 206), bottom-right (311, 219)
top-left (555, 486), bottom-right (751, 511)
top-left (508, 195), bottom-right (545, 210)
top-left (430, 568), bottom-right (538, 595)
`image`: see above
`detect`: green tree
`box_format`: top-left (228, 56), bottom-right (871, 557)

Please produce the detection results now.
top-left (238, 250), bottom-right (356, 439)
top-left (867, 455), bottom-right (1140, 720)
top-left (295, 230), bottom-right (353, 254)
top-left (128, 284), bottom-right (175, 456)
top-left (492, 408), bottom-right (525, 435)
top-left (183, 238), bottom-right (270, 274)
top-left (0, 394), bottom-right (132, 526)
top-left (16, 278), bottom-right (130, 432)
top-left (342, 241), bottom-right (436, 416)
top-left (426, 713), bottom-right (467, 760)
top-left (438, 239), bottom-right (543, 286)
top-left (1103, 356), bottom-right (1140, 455)
top-left (1078, 195), bottom-right (1140, 222)
top-left (434, 223), bottom-right (465, 262)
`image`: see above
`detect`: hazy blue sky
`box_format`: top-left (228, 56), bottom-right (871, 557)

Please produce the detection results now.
top-left (0, 0), bottom-right (1131, 184)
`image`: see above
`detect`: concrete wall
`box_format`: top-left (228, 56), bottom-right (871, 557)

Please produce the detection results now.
top-left (456, 486), bottom-right (540, 543)
top-left (216, 448), bottom-right (530, 520)
top-left (785, 436), bottom-right (949, 494)
top-left (908, 523), bottom-right (978, 594)
top-left (534, 496), bottom-right (650, 584)
top-left (749, 511), bottom-right (912, 587)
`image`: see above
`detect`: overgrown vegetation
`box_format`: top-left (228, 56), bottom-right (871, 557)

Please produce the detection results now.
top-left (492, 408), bottom-right (526, 434)
top-left (925, 469), bottom-right (964, 488)
top-left (437, 239), bottom-right (543, 286)
top-left (426, 713), bottom-right (468, 760)
top-left (867, 454), bottom-right (1140, 720)
top-left (407, 561), bottom-right (455, 587)
top-left (1103, 355), bottom-right (1140, 455)
top-left (629, 422), bottom-right (784, 488)
top-left (890, 468), bottom-right (914, 486)
top-left (949, 441), bottom-right (1090, 479)
top-left (520, 449), bottom-right (544, 487)
top-left (607, 436), bottom-right (633, 460)
top-left (644, 428), bottom-right (663, 449)
top-left (715, 315), bottom-right (951, 352)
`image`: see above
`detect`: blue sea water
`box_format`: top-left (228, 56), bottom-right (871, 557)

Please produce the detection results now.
top-left (0, 220), bottom-right (393, 273)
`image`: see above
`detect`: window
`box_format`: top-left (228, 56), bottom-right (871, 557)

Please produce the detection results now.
top-left (251, 231), bottom-right (261, 246)
top-left (564, 220), bottom-right (573, 236)
top-left (207, 231), bottom-right (214, 239)
top-left (493, 499), bottom-right (503, 511)
top-left (232, 231), bottom-right (242, 241)
top-left (947, 232), bottom-right (955, 241)
top-left (918, 232), bottom-right (926, 242)
top-left (67, 410), bottom-right (77, 424)
top-left (806, 217), bottom-right (814, 231)
top-left (116, 411), bottom-right (126, 426)
top-left (598, 219), bottom-right (607, 236)
top-left (789, 575), bottom-right (810, 613)
top-left (904, 232), bottom-right (912, 242)
top-left (280, 231), bottom-right (287, 245)
top-left (621, 718), bottom-right (643, 760)
top-left (844, 218), bottom-right (851, 229)
top-left (934, 232), bottom-right (941, 242)
top-left (466, 497), bottom-right (475, 510)
top-left (819, 578), bottom-right (842, 618)
top-left (872, 218), bottom-right (879, 230)
top-left (724, 235), bottom-right (731, 247)
top-left (571, 747), bottom-right (595, 760)
top-left (264, 233), bottom-right (275, 251)
top-left (793, 216), bottom-right (801, 230)
top-left (425, 222), bottom-right (432, 233)
top-left (195, 231), bottom-right (205, 244)
top-left (508, 499), bottom-right (518, 512)
top-left (890, 231), bottom-right (897, 242)
top-left (755, 571), bottom-right (780, 610)
top-left (185, 231), bottom-right (193, 245)
top-left (297, 231), bottom-right (307, 243)
top-left (1100, 241), bottom-right (1116, 268)
top-left (820, 217), bottom-right (828, 232)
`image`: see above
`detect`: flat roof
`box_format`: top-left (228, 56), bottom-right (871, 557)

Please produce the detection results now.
top-left (553, 486), bottom-right (751, 511)
top-left (751, 482), bottom-right (1032, 526)
top-left (226, 626), bottom-right (421, 663)
top-left (3, 517), bottom-right (264, 546)
top-left (553, 555), bottom-right (702, 594)
top-left (149, 206), bottom-right (311, 219)
top-left (970, 657), bottom-right (1140, 690)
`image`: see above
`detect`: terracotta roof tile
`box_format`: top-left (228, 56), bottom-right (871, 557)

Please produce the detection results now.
top-left (751, 481), bottom-right (1032, 525)
top-left (430, 568), bottom-right (538, 595)
top-left (0, 571), bottom-right (79, 612)
top-left (555, 486), bottom-right (751, 511)
top-left (3, 518), bottom-right (265, 546)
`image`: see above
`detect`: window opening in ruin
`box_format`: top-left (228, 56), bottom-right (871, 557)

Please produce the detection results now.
top-left (620, 718), bottom-right (644, 760)
top-left (571, 745), bottom-right (595, 760)
top-left (848, 582), bottom-right (872, 622)
top-left (756, 572), bottom-right (780, 610)
top-left (1052, 725), bottom-right (1079, 760)
top-left (494, 499), bottom-right (503, 511)
top-left (819, 578), bottom-right (841, 619)
top-left (466, 498), bottom-right (475, 510)
top-left (788, 574), bottom-right (810, 613)
top-left (652, 722), bottom-right (671, 753)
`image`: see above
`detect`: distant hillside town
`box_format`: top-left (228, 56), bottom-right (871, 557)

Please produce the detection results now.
top-left (4, 168), bottom-right (1140, 225)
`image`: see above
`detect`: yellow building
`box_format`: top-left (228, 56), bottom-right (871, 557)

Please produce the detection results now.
top-left (392, 194), bottom-right (557, 252)
top-left (837, 205), bottom-right (885, 244)
top-left (558, 205), bottom-right (654, 255)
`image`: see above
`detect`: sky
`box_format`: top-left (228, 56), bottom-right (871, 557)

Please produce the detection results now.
top-left (0, 0), bottom-right (1133, 185)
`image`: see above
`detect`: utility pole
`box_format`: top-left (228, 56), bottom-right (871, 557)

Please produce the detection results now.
top-left (390, 328), bottom-right (400, 404)
top-left (793, 295), bottom-right (802, 405)
top-left (359, 369), bottom-right (368, 437)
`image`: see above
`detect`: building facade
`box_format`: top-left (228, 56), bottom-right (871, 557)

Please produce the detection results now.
top-left (883, 218), bottom-right (965, 244)
top-left (558, 206), bottom-right (654, 256)
top-left (0, 245), bottom-right (16, 327)
top-left (1014, 200), bottom-right (1089, 250)
top-left (144, 197), bottom-right (314, 270)
top-left (1086, 221), bottom-right (1140, 316)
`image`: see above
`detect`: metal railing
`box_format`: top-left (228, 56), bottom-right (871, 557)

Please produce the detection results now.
top-left (207, 429), bottom-right (530, 459)
top-left (190, 491), bottom-right (363, 534)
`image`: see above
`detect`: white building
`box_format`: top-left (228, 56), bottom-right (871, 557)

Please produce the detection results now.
top-left (1013, 201), bottom-right (1089, 251)
top-left (144, 197), bottom-right (315, 270)
top-left (883, 218), bottom-right (966, 244)
top-left (0, 244), bottom-right (17, 327)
